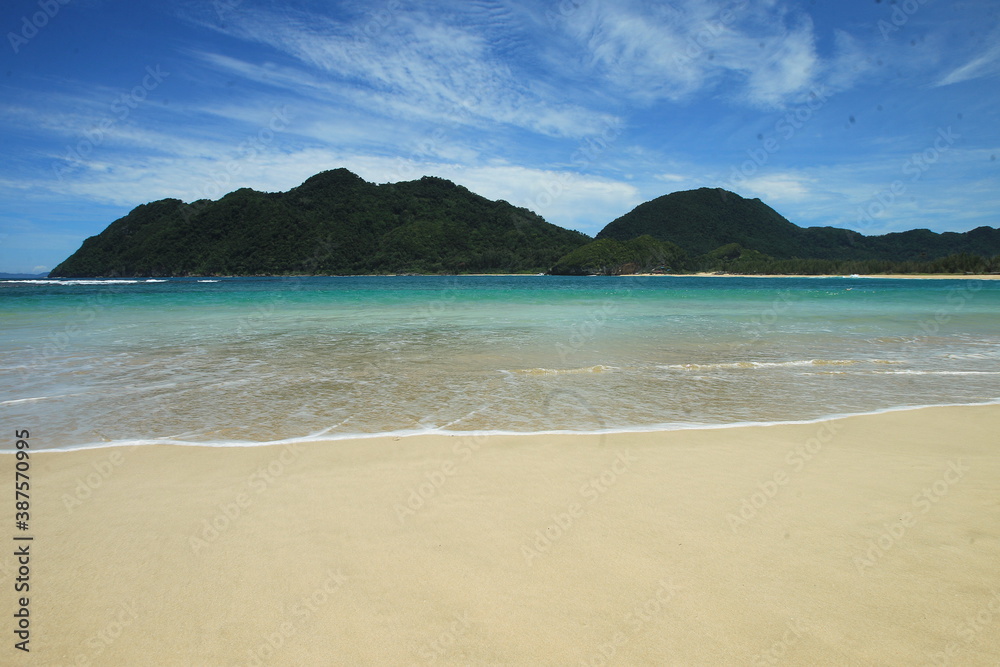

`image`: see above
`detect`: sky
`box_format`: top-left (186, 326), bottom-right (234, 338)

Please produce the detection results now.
top-left (0, 0), bottom-right (998, 274)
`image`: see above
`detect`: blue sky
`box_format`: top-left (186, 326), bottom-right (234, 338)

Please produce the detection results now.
top-left (1, 0), bottom-right (998, 273)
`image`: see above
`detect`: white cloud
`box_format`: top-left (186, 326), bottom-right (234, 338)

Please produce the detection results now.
top-left (452, 164), bottom-right (641, 232)
top-left (552, 0), bottom-right (826, 108)
top-left (714, 147), bottom-right (1000, 235)
top-left (737, 173), bottom-right (816, 203)
top-left (738, 16), bottom-right (818, 107)
top-left (655, 173), bottom-right (688, 183)
top-left (6, 144), bottom-right (638, 236)
top-left (936, 41), bottom-right (1000, 87)
top-left (185, 4), bottom-right (615, 138)
top-left (823, 30), bottom-right (875, 94)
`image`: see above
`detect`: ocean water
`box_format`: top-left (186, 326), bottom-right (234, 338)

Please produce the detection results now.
top-left (2, 275), bottom-right (998, 450)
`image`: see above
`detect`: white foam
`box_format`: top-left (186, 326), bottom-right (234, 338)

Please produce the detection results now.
top-left (3, 278), bottom-right (172, 285)
top-left (18, 399), bottom-right (1000, 453)
top-left (660, 359), bottom-right (893, 371)
top-left (873, 370), bottom-right (1000, 376)
top-left (197, 280), bottom-right (220, 283)
top-left (505, 365), bottom-right (617, 375)
top-left (1, 279), bottom-right (140, 285)
top-left (0, 396), bottom-right (52, 406)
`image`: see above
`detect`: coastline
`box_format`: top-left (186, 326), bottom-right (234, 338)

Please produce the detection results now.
top-left (19, 272), bottom-right (1000, 281)
top-left (25, 398), bottom-right (1000, 453)
top-left (6, 403), bottom-right (999, 664)
top-left (630, 272), bottom-right (1000, 279)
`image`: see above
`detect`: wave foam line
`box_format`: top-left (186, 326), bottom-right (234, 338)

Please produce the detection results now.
top-left (663, 359), bottom-right (905, 371)
top-left (504, 365), bottom-right (617, 375)
top-left (873, 370), bottom-right (1000, 375)
top-left (1, 279), bottom-right (167, 286)
top-left (0, 396), bottom-right (53, 406)
top-left (16, 399), bottom-right (1000, 454)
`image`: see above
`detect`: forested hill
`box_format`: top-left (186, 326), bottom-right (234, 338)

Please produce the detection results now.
top-left (52, 175), bottom-right (1000, 277)
top-left (51, 169), bottom-right (591, 277)
top-left (596, 187), bottom-right (1000, 262)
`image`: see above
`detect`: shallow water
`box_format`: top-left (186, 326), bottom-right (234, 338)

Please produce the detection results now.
top-left (2, 275), bottom-right (998, 449)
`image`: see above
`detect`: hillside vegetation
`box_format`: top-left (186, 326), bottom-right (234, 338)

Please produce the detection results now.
top-left (52, 174), bottom-right (999, 277)
top-left (595, 187), bottom-right (1000, 263)
top-left (51, 169), bottom-right (591, 277)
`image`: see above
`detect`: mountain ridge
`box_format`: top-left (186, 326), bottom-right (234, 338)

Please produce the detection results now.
top-left (51, 169), bottom-right (590, 277)
top-left (50, 171), bottom-right (999, 277)
top-left (596, 187), bottom-right (1000, 262)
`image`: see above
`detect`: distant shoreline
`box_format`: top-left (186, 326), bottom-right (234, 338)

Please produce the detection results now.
top-left (628, 272), bottom-right (1000, 280)
top-left (25, 272), bottom-right (1000, 280)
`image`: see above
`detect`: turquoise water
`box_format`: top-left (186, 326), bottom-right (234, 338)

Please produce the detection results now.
top-left (2, 276), bottom-right (998, 450)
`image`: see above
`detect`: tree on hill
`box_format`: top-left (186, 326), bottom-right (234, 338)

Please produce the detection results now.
top-left (549, 235), bottom-right (686, 275)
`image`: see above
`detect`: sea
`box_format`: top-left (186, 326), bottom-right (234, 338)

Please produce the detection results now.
top-left (2, 275), bottom-right (998, 451)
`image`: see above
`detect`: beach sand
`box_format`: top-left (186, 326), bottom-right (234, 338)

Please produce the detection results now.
top-left (635, 273), bottom-right (1000, 279)
top-left (3, 404), bottom-right (999, 665)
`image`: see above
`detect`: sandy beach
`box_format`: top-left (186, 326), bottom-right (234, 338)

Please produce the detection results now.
top-left (634, 273), bottom-right (1000, 280)
top-left (4, 404), bottom-right (999, 665)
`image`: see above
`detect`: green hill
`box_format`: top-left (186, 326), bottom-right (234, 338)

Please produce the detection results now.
top-left (596, 187), bottom-right (1000, 262)
top-left (51, 169), bottom-right (591, 277)
top-left (53, 176), bottom-right (1000, 277)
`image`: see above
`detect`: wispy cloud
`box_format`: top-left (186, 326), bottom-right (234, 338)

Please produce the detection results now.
top-left (1, 0), bottom-right (997, 273)
top-left (549, 0), bottom-right (830, 108)
top-left (738, 173), bottom-right (817, 203)
top-left (184, 3), bottom-right (615, 138)
top-left (936, 40), bottom-right (1000, 87)
top-left (723, 146), bottom-right (1000, 235)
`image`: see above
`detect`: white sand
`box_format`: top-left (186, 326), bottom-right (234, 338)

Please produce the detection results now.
top-left (3, 404), bottom-right (999, 665)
